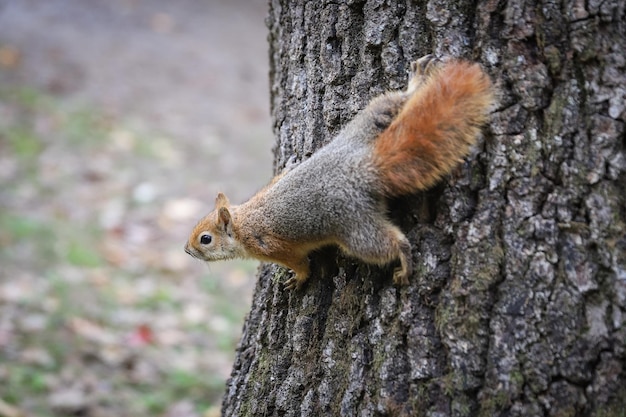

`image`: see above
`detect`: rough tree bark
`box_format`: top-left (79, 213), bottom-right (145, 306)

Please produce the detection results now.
top-left (221, 0), bottom-right (626, 416)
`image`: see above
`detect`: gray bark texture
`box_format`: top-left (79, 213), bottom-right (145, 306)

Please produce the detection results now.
top-left (221, 0), bottom-right (626, 416)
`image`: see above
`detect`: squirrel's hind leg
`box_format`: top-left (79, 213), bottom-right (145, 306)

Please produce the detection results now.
top-left (407, 54), bottom-right (441, 93)
top-left (340, 221), bottom-right (413, 286)
top-left (360, 55), bottom-right (443, 136)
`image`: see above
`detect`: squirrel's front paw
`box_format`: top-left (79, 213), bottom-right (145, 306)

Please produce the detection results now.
top-left (284, 274), bottom-right (308, 291)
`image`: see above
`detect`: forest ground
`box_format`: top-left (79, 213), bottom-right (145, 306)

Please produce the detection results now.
top-left (0, 1), bottom-right (273, 416)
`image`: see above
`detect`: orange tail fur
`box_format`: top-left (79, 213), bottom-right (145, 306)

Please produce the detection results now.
top-left (372, 60), bottom-right (494, 197)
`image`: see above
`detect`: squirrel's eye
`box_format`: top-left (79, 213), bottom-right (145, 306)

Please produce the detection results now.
top-left (200, 234), bottom-right (212, 245)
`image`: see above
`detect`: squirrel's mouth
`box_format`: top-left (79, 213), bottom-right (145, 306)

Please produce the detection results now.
top-left (184, 244), bottom-right (217, 262)
top-left (184, 244), bottom-right (200, 259)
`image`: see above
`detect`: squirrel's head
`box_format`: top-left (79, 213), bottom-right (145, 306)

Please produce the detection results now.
top-left (185, 192), bottom-right (244, 262)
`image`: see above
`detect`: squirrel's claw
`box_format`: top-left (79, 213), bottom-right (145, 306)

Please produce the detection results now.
top-left (283, 277), bottom-right (299, 291)
top-left (411, 55), bottom-right (440, 76)
top-left (407, 54), bottom-right (441, 93)
top-left (392, 266), bottom-right (410, 286)
top-left (284, 274), bottom-right (307, 291)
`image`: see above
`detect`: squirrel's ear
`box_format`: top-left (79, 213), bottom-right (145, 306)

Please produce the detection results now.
top-left (217, 206), bottom-right (233, 234)
top-left (215, 192), bottom-right (230, 208)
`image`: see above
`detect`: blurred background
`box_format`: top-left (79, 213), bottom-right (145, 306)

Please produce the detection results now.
top-left (0, 0), bottom-right (273, 416)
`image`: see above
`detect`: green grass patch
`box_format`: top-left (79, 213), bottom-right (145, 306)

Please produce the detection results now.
top-left (61, 108), bottom-right (109, 146)
top-left (65, 241), bottom-right (102, 267)
top-left (1, 364), bottom-right (51, 403)
top-left (0, 213), bottom-right (47, 240)
top-left (0, 85), bottom-right (49, 110)
top-left (5, 126), bottom-right (42, 157)
top-left (137, 287), bottom-right (177, 309)
top-left (139, 391), bottom-right (169, 414)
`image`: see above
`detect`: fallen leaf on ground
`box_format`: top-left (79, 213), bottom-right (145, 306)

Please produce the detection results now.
top-left (69, 317), bottom-right (116, 345)
top-left (0, 397), bottom-right (25, 417)
top-left (0, 45), bottom-right (20, 69)
top-left (127, 324), bottom-right (155, 347)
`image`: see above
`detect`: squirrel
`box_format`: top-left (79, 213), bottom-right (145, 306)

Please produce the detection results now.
top-left (185, 55), bottom-right (494, 290)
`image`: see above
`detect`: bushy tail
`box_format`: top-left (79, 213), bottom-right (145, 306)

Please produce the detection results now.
top-left (372, 60), bottom-right (494, 197)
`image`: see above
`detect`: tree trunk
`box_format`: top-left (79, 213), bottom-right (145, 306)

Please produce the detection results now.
top-left (221, 0), bottom-right (626, 416)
